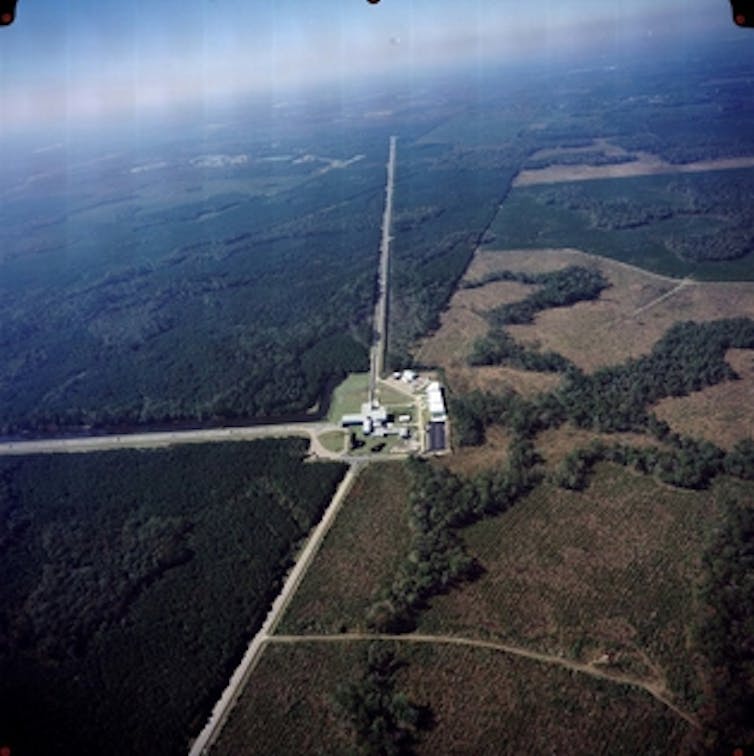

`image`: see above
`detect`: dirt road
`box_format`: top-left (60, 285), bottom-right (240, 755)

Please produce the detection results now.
top-left (270, 632), bottom-right (699, 730)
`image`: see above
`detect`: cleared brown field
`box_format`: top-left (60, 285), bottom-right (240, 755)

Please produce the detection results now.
top-left (653, 348), bottom-right (754, 450)
top-left (278, 462), bottom-right (412, 634)
top-left (405, 643), bottom-right (692, 756)
top-left (413, 275), bottom-right (561, 398)
top-left (414, 279), bottom-right (529, 367)
top-left (440, 423), bottom-right (512, 476)
top-left (514, 153), bottom-right (754, 186)
top-left (209, 641), bottom-right (357, 755)
top-left (417, 465), bottom-right (754, 709)
top-left (429, 247), bottom-right (754, 373)
top-left (535, 424), bottom-right (666, 470)
top-left (212, 640), bottom-right (692, 755)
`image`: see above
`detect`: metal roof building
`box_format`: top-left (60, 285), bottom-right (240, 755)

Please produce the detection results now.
top-left (426, 381), bottom-right (447, 422)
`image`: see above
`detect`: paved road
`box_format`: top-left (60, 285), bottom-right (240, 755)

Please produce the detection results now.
top-left (270, 632), bottom-right (699, 730)
top-left (369, 135), bottom-right (397, 404)
top-left (188, 464), bottom-right (362, 756)
top-left (0, 421), bottom-right (342, 459)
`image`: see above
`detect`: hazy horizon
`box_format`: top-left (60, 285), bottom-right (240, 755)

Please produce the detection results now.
top-left (0, 0), bottom-right (745, 137)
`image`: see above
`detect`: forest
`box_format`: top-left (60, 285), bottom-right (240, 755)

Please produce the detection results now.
top-left (0, 439), bottom-right (346, 755)
top-left (386, 142), bottom-right (524, 369)
top-left (694, 502), bottom-right (754, 752)
top-left (366, 439), bottom-right (542, 634)
top-left (0, 114), bottom-right (404, 434)
top-left (457, 316), bottom-right (754, 436)
top-left (488, 171), bottom-right (754, 280)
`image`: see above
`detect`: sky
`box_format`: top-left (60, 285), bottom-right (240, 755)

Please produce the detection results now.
top-left (0, 0), bottom-right (742, 134)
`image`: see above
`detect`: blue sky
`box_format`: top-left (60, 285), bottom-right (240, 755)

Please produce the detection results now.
top-left (0, 0), bottom-right (740, 132)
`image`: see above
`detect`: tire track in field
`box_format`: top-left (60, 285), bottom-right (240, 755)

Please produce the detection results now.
top-left (631, 276), bottom-right (696, 317)
top-left (269, 632), bottom-right (700, 730)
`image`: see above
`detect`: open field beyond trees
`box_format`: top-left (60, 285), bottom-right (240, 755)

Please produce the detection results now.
top-left (418, 248), bottom-right (754, 431)
top-left (652, 348), bottom-right (754, 450)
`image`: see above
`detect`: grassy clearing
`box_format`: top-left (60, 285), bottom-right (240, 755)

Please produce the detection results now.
top-left (326, 372), bottom-right (369, 422)
top-left (653, 348), bottom-right (754, 450)
top-left (403, 643), bottom-right (692, 756)
top-left (535, 424), bottom-right (667, 470)
top-left (212, 640), bottom-right (692, 755)
top-left (417, 464), bottom-right (753, 710)
top-left (441, 424), bottom-right (512, 476)
top-left (414, 275), bottom-right (561, 398)
top-left (349, 433), bottom-right (406, 456)
top-left (278, 462), bottom-right (412, 634)
top-left (375, 382), bottom-right (415, 406)
top-left (425, 247), bottom-right (754, 374)
top-left (318, 430), bottom-right (346, 454)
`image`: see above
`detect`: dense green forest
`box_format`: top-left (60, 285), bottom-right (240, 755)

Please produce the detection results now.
top-left (486, 170), bottom-right (754, 279)
top-left (0, 440), bottom-right (346, 755)
top-left (550, 437), bottom-right (754, 492)
top-left (523, 151), bottom-right (638, 170)
top-left (0, 149), bottom-right (383, 432)
top-left (386, 143), bottom-right (523, 368)
top-left (694, 501), bottom-right (754, 752)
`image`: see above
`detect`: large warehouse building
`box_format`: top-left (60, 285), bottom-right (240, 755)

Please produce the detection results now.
top-left (425, 381), bottom-right (447, 451)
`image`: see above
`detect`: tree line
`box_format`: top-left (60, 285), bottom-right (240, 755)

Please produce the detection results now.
top-left (366, 442), bottom-right (542, 634)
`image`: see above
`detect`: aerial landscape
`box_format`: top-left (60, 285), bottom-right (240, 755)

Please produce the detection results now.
top-left (1, 1), bottom-right (753, 754)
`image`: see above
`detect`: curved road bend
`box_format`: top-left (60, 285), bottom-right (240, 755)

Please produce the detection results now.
top-left (188, 463), bottom-right (363, 756)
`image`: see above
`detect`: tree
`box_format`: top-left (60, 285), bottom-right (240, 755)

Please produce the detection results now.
top-left (334, 645), bottom-right (426, 755)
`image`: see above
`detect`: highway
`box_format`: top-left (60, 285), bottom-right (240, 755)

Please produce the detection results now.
top-left (369, 135), bottom-right (397, 404)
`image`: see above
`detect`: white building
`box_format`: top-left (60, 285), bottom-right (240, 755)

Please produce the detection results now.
top-left (341, 413), bottom-right (364, 427)
top-left (341, 402), bottom-right (389, 434)
top-left (426, 381), bottom-right (447, 422)
top-left (361, 402), bottom-right (388, 424)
